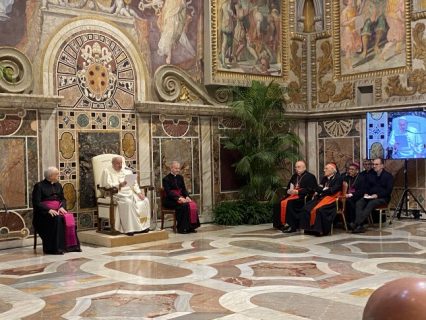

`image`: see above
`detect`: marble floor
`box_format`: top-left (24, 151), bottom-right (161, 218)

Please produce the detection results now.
top-left (0, 219), bottom-right (426, 320)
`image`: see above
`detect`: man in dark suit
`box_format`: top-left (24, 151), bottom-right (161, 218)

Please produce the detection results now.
top-left (352, 158), bottom-right (393, 233)
top-left (162, 161), bottom-right (200, 234)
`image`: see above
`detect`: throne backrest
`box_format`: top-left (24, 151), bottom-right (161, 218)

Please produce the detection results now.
top-left (92, 154), bottom-right (123, 198)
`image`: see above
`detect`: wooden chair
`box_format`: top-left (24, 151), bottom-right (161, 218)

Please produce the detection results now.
top-left (334, 181), bottom-right (349, 233)
top-left (33, 229), bottom-right (38, 251)
top-left (368, 203), bottom-right (391, 230)
top-left (159, 187), bottom-right (176, 233)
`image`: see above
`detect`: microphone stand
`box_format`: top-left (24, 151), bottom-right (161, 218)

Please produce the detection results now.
top-left (393, 159), bottom-right (426, 220)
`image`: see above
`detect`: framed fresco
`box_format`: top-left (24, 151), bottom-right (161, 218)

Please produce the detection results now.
top-left (204, 0), bottom-right (288, 85)
top-left (333, 0), bottom-right (412, 80)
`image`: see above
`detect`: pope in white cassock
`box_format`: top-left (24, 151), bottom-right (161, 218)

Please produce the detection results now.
top-left (100, 156), bottom-right (150, 234)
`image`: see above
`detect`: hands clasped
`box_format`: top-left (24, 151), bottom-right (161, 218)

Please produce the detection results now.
top-left (49, 207), bottom-right (67, 216)
top-left (177, 196), bottom-right (191, 204)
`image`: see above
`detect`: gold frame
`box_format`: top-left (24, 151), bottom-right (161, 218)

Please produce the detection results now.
top-left (204, 0), bottom-right (289, 85)
top-left (332, 0), bottom-right (412, 81)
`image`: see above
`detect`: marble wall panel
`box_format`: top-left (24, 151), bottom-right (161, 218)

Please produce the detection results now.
top-left (27, 137), bottom-right (39, 206)
top-left (317, 119), bottom-right (361, 176)
top-left (192, 138), bottom-right (200, 195)
top-left (160, 138), bottom-right (194, 193)
top-left (78, 132), bottom-right (121, 209)
top-left (219, 139), bottom-right (244, 192)
top-left (15, 110), bottom-right (38, 136)
top-left (212, 118), bottom-right (240, 203)
top-left (152, 138), bottom-right (161, 190)
top-left (0, 138), bottom-right (26, 208)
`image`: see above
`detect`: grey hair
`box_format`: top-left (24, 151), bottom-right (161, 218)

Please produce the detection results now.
top-left (170, 160), bottom-right (180, 167)
top-left (44, 167), bottom-right (59, 179)
top-left (111, 156), bottom-right (123, 163)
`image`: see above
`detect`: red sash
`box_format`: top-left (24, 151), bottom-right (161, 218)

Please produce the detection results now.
top-left (280, 194), bottom-right (299, 225)
top-left (42, 200), bottom-right (77, 247)
top-left (310, 192), bottom-right (341, 226)
top-left (171, 189), bottom-right (198, 224)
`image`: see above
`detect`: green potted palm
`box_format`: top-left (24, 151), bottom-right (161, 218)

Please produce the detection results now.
top-left (224, 80), bottom-right (300, 201)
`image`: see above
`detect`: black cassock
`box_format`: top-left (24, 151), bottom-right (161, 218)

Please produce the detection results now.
top-left (272, 171), bottom-right (317, 229)
top-left (343, 173), bottom-right (366, 223)
top-left (32, 179), bottom-right (81, 254)
top-left (301, 173), bottom-right (343, 235)
top-left (162, 173), bottom-right (200, 233)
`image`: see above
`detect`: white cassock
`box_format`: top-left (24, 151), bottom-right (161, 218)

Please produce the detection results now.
top-left (100, 167), bottom-right (150, 233)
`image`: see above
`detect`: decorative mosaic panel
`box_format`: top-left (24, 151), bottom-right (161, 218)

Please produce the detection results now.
top-left (57, 109), bottom-right (137, 229)
top-left (151, 115), bottom-right (200, 196)
top-left (317, 119), bottom-right (361, 178)
top-left (55, 31), bottom-right (136, 110)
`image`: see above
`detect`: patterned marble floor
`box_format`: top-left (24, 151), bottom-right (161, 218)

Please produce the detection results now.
top-left (1, 219), bottom-right (426, 320)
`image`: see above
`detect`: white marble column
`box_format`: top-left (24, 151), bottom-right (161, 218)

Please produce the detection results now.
top-left (200, 116), bottom-right (213, 222)
top-left (136, 114), bottom-right (152, 187)
top-left (39, 108), bottom-right (58, 175)
top-left (306, 121), bottom-right (318, 176)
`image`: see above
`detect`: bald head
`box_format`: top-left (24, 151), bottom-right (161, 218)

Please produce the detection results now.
top-left (294, 160), bottom-right (307, 175)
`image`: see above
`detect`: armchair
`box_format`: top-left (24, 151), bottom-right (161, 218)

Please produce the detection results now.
top-left (92, 154), bottom-right (155, 234)
top-left (92, 154), bottom-right (120, 234)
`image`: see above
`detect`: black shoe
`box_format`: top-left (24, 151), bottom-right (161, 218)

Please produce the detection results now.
top-left (135, 228), bottom-right (149, 234)
top-left (348, 222), bottom-right (356, 231)
top-left (126, 232), bottom-right (134, 236)
top-left (282, 227), bottom-right (297, 233)
top-left (352, 225), bottom-right (366, 234)
top-left (280, 224), bottom-right (291, 232)
top-left (178, 230), bottom-right (189, 234)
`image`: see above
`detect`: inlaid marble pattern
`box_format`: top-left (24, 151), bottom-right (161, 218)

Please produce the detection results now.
top-left (0, 220), bottom-right (425, 319)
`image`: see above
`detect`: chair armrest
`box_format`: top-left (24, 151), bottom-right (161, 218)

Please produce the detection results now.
top-left (97, 185), bottom-right (118, 196)
top-left (140, 185), bottom-right (155, 191)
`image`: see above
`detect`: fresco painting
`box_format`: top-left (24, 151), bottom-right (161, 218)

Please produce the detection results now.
top-left (339, 0), bottom-right (406, 76)
top-left (216, 0), bottom-right (282, 76)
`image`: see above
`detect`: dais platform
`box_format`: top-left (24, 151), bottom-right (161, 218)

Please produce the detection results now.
top-left (78, 229), bottom-right (168, 247)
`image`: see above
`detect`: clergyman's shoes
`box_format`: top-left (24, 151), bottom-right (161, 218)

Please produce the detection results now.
top-left (348, 222), bottom-right (356, 231)
top-left (282, 227), bottom-right (297, 234)
top-left (352, 225), bottom-right (366, 234)
top-left (280, 224), bottom-right (291, 232)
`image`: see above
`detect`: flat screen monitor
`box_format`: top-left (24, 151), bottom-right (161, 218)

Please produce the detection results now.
top-left (366, 110), bottom-right (426, 159)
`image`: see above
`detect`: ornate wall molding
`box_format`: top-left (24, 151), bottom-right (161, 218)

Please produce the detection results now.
top-left (0, 47), bottom-right (33, 94)
top-left (154, 65), bottom-right (223, 106)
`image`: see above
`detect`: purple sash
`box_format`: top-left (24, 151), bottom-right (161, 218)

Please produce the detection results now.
top-left (170, 189), bottom-right (198, 224)
top-left (42, 200), bottom-right (77, 247)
